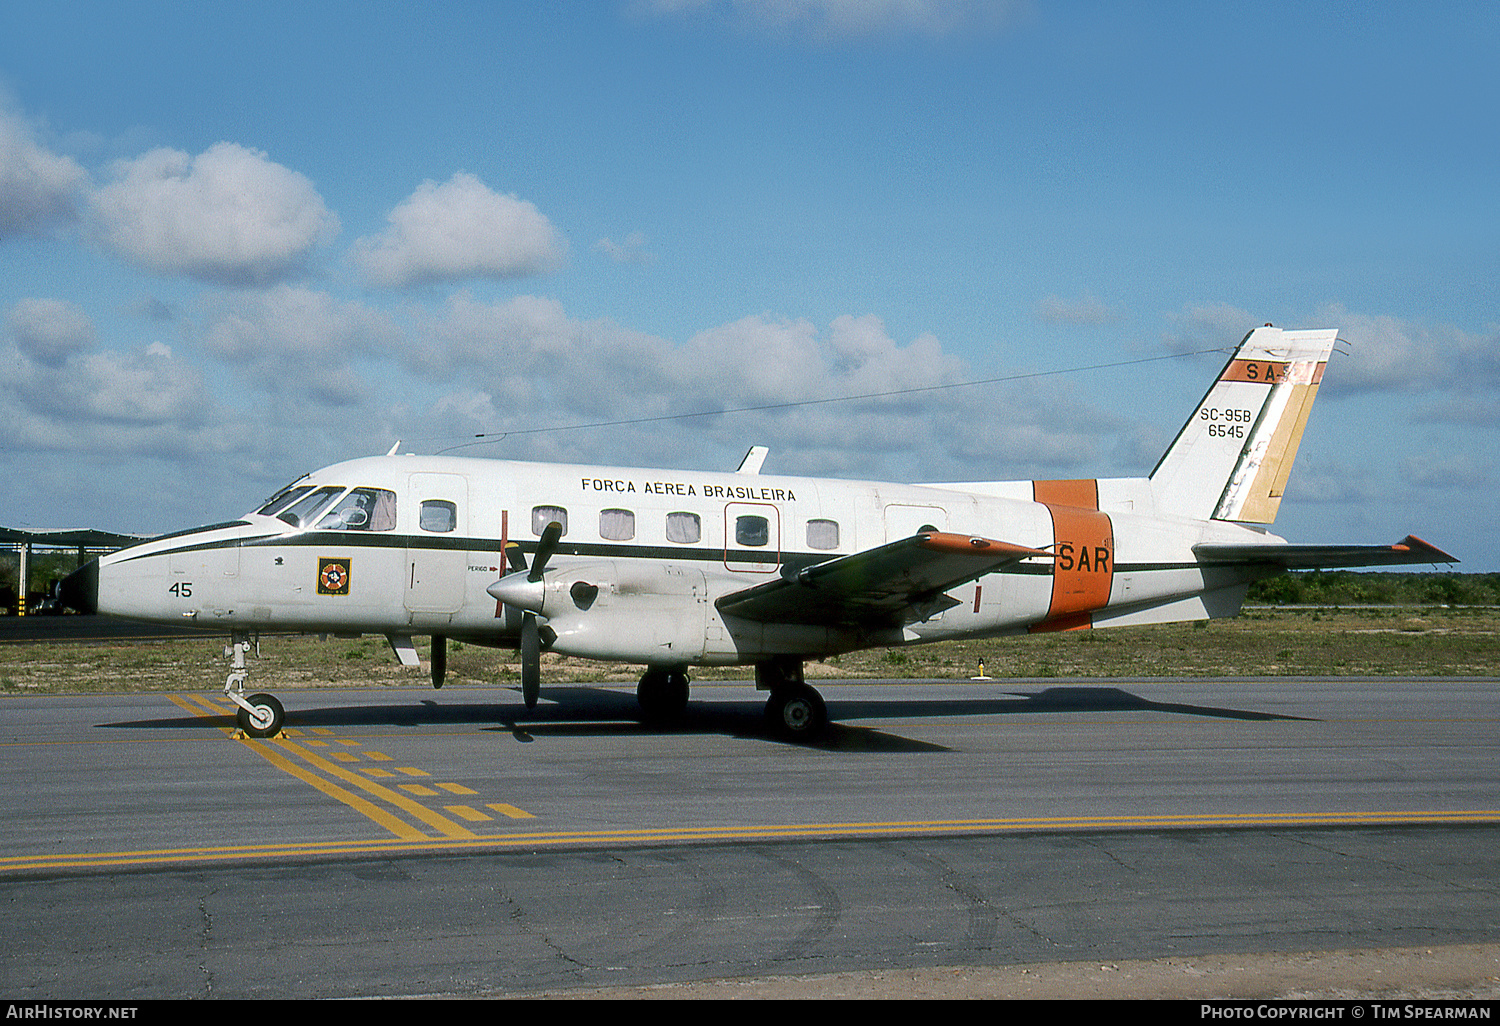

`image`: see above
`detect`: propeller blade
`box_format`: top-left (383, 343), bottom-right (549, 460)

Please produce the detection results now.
top-left (529, 521), bottom-right (563, 583)
top-left (431, 634), bottom-right (446, 689)
top-left (504, 541), bottom-right (527, 575)
top-left (521, 612), bottom-right (540, 709)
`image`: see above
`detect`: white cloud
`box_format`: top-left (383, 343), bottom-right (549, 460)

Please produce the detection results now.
top-left (0, 104), bottom-right (87, 239)
top-left (6, 298), bottom-right (96, 367)
top-left (351, 173), bottom-right (566, 288)
top-left (193, 285), bottom-right (401, 407)
top-left (400, 298), bottom-right (1126, 482)
top-left (0, 334), bottom-right (221, 458)
top-left (1036, 292), bottom-right (1126, 326)
top-left (1314, 305), bottom-right (1500, 401)
top-left (1160, 302), bottom-right (1259, 354)
top-left (594, 232), bottom-right (655, 265)
top-left (640, 0), bottom-right (1031, 40)
top-left (89, 142), bottom-right (339, 286)
top-left (1400, 452), bottom-right (1490, 490)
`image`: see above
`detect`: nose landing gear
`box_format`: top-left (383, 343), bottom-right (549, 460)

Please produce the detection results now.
top-left (223, 632), bottom-right (285, 738)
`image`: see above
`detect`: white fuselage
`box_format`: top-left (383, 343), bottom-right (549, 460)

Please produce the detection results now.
top-left (94, 454), bottom-right (1277, 667)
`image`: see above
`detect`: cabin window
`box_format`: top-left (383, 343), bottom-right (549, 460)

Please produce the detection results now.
top-left (806, 519), bottom-right (840, 550)
top-left (420, 499), bottom-right (457, 533)
top-left (532, 505), bottom-right (568, 537)
top-left (318, 488), bottom-right (397, 531)
top-left (735, 515), bottom-right (770, 547)
top-left (276, 486), bottom-right (342, 528)
top-left (665, 511), bottom-right (700, 544)
top-left (599, 508), bottom-right (635, 541)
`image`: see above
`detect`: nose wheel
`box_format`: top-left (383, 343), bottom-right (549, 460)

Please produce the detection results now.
top-left (236, 693), bottom-right (285, 738)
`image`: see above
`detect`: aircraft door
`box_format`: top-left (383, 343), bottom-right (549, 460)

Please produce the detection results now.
top-left (405, 473), bottom-right (469, 617)
top-left (723, 502), bottom-right (781, 574)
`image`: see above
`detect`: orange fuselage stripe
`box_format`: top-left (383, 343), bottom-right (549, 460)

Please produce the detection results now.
top-left (1032, 478), bottom-right (1099, 509)
top-left (1035, 502), bottom-right (1114, 632)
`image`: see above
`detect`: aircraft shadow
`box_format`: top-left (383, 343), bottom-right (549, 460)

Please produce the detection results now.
top-left (833, 685), bottom-right (1317, 723)
top-left (95, 682), bottom-right (1311, 753)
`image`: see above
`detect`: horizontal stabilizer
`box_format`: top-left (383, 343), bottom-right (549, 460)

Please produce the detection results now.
top-left (1193, 535), bottom-right (1457, 570)
top-left (718, 531), bottom-right (1050, 628)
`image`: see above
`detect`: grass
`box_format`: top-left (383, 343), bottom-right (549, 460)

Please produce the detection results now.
top-left (1, 606), bottom-right (1496, 695)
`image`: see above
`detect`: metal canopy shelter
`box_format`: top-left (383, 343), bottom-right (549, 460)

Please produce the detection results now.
top-left (1, 527), bottom-right (143, 615)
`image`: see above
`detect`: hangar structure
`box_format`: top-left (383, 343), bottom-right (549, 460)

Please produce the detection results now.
top-left (1, 527), bottom-right (139, 615)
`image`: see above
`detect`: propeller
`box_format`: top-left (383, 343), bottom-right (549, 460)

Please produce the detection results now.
top-left (518, 521), bottom-right (562, 709)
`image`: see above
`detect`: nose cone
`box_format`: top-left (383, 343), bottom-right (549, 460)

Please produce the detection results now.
top-left (59, 559), bottom-right (99, 614)
top-left (486, 575), bottom-right (545, 614)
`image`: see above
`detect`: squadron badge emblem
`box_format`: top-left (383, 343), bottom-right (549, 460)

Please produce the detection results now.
top-left (317, 557), bottom-right (351, 595)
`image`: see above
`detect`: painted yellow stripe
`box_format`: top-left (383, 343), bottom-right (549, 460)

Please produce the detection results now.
top-left (167, 694), bottom-right (450, 841)
top-left (236, 737), bottom-right (428, 841)
top-left (8, 809), bottom-right (1498, 874)
top-left (488, 803), bottom-right (536, 819)
top-left (273, 738), bottom-right (477, 839)
top-left (445, 805), bottom-right (493, 822)
top-left (173, 693), bottom-right (232, 718)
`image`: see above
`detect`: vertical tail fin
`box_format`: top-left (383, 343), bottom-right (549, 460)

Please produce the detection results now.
top-left (1149, 326), bottom-right (1337, 524)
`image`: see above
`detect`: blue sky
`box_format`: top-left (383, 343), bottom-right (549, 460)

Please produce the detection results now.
top-left (1, 1), bottom-right (1495, 568)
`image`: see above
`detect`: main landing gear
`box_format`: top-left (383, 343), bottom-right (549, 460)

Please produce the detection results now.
top-left (223, 631), bottom-right (285, 738)
top-left (637, 667), bottom-right (690, 723)
top-left (757, 658), bottom-right (828, 741)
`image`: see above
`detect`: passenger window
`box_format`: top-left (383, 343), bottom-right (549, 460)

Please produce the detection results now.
top-left (318, 488), bottom-right (397, 531)
top-left (665, 511), bottom-right (700, 544)
top-left (735, 515), bottom-right (769, 547)
top-left (599, 508), bottom-right (635, 541)
top-left (806, 519), bottom-right (840, 550)
top-left (532, 505), bottom-right (568, 537)
top-left (420, 499), bottom-right (457, 533)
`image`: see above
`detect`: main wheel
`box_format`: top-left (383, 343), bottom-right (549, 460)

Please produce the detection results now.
top-left (765, 683), bottom-right (827, 741)
top-left (638, 669), bottom-right (690, 723)
top-left (236, 693), bottom-right (285, 738)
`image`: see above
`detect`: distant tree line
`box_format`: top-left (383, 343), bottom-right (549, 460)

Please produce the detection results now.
top-left (1246, 572), bottom-right (1500, 606)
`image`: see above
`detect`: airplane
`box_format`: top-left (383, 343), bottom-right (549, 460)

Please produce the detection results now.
top-left (59, 325), bottom-right (1455, 741)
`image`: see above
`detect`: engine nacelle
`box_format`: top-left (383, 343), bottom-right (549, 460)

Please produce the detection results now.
top-left (490, 561), bottom-right (709, 664)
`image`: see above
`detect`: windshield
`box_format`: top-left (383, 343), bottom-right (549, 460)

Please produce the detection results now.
top-left (256, 483), bottom-right (314, 517)
top-left (275, 486), bottom-right (344, 528)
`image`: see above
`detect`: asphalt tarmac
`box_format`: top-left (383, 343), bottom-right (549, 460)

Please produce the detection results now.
top-left (1, 660), bottom-right (1498, 999)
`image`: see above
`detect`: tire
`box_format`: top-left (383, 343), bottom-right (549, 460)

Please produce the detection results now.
top-left (765, 683), bottom-right (827, 741)
top-left (236, 693), bottom-right (285, 738)
top-left (638, 669), bottom-right (690, 722)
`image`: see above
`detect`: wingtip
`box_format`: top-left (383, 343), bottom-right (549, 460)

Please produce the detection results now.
top-left (1398, 535), bottom-right (1459, 563)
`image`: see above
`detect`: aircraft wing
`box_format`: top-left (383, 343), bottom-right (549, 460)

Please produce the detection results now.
top-left (717, 531), bottom-right (1051, 628)
top-left (1192, 535), bottom-right (1457, 569)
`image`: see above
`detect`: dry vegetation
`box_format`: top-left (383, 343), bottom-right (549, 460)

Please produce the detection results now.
top-left (2, 606), bottom-right (1497, 695)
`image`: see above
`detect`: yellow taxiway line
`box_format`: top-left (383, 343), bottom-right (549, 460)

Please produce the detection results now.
top-left (5, 809), bottom-right (1500, 874)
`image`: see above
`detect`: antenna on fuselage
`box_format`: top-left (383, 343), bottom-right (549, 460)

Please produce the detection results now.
top-left (386, 441), bottom-right (401, 456)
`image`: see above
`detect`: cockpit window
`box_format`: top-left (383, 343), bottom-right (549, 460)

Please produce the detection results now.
top-left (276, 486), bottom-right (343, 528)
top-left (317, 488), bottom-right (397, 531)
top-left (257, 484), bottom-right (315, 518)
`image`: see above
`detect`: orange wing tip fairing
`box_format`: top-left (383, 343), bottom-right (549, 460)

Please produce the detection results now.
top-left (1395, 536), bottom-right (1458, 562)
